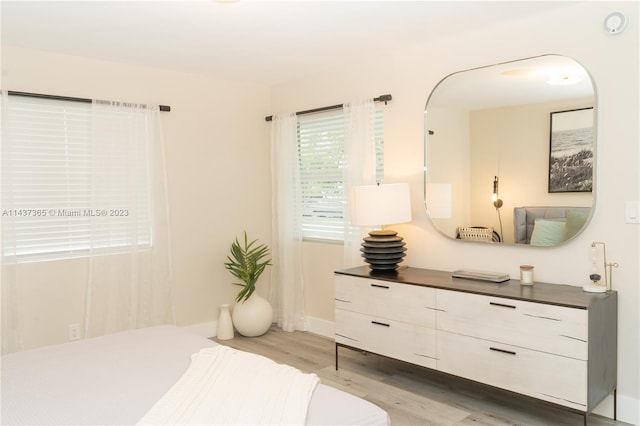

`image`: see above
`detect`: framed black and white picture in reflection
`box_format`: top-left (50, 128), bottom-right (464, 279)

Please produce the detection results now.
top-left (548, 107), bottom-right (594, 193)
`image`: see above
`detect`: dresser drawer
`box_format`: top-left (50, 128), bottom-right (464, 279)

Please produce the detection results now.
top-left (335, 309), bottom-right (437, 368)
top-left (335, 275), bottom-right (436, 327)
top-left (437, 330), bottom-right (587, 410)
top-left (436, 289), bottom-right (588, 360)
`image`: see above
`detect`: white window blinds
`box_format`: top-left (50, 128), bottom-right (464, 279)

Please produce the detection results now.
top-left (1, 95), bottom-right (152, 262)
top-left (297, 109), bottom-right (383, 241)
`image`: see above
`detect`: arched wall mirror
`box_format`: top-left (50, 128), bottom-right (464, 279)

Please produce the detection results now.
top-left (424, 55), bottom-right (596, 247)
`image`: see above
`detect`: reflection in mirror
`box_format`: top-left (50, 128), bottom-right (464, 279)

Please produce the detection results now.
top-left (424, 55), bottom-right (595, 246)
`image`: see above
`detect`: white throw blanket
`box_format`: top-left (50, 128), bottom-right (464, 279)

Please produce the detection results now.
top-left (137, 345), bottom-right (320, 425)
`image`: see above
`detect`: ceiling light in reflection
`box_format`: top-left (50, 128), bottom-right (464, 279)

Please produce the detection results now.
top-left (547, 75), bottom-right (582, 86)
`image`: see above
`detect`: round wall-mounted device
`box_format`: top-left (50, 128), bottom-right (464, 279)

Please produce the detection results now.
top-left (604, 12), bottom-right (629, 35)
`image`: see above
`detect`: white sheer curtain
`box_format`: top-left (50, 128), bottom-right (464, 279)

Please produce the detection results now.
top-left (343, 98), bottom-right (377, 267)
top-left (84, 101), bottom-right (175, 338)
top-left (270, 113), bottom-right (307, 332)
top-left (1, 97), bottom-right (174, 352)
top-left (1, 91), bottom-right (23, 354)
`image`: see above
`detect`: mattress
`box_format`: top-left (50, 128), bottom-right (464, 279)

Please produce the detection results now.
top-left (0, 325), bottom-right (389, 425)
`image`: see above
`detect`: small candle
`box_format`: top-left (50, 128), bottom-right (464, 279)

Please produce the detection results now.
top-left (520, 265), bottom-right (534, 285)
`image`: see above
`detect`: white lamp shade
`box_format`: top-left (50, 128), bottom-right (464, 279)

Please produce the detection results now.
top-left (425, 183), bottom-right (452, 219)
top-left (350, 183), bottom-right (412, 226)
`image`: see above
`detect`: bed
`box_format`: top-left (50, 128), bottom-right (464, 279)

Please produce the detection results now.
top-left (1, 325), bottom-right (390, 425)
top-left (513, 206), bottom-right (591, 245)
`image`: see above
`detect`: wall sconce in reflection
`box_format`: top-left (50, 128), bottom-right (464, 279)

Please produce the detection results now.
top-left (492, 176), bottom-right (504, 242)
top-left (492, 176), bottom-right (503, 208)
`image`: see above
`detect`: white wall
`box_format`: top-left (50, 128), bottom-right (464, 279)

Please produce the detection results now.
top-left (1, 46), bottom-right (273, 347)
top-left (272, 2), bottom-right (639, 423)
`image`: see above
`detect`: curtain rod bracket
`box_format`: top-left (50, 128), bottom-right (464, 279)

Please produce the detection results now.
top-left (377, 94), bottom-right (392, 105)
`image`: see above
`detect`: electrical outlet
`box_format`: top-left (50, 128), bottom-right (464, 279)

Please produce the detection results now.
top-left (68, 324), bottom-right (81, 341)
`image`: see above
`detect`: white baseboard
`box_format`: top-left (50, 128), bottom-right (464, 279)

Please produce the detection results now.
top-left (305, 316), bottom-right (334, 339)
top-left (602, 393), bottom-right (640, 425)
top-left (183, 321), bottom-right (217, 339)
top-left (183, 317), bottom-right (334, 340)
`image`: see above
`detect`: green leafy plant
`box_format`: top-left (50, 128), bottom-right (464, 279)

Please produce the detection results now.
top-left (224, 232), bottom-right (272, 303)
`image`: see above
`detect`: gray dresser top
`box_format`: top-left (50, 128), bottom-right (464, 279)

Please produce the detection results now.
top-left (335, 266), bottom-right (616, 309)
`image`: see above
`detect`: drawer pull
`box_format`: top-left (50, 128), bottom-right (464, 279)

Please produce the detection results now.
top-left (490, 347), bottom-right (516, 356)
top-left (371, 320), bottom-right (390, 327)
top-left (370, 283), bottom-right (390, 289)
top-left (489, 301), bottom-right (516, 309)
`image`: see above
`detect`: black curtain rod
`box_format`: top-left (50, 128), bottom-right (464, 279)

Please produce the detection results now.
top-left (7, 91), bottom-right (171, 112)
top-left (265, 94), bottom-right (391, 122)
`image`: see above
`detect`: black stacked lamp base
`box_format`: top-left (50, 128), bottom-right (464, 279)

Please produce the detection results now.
top-left (360, 229), bottom-right (407, 272)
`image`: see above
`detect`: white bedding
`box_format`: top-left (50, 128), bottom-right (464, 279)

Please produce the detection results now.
top-left (138, 346), bottom-right (319, 425)
top-left (0, 325), bottom-right (390, 425)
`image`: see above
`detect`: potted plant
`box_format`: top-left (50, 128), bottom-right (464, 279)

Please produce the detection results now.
top-left (224, 232), bottom-right (273, 336)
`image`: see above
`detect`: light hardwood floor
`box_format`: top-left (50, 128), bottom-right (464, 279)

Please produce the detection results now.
top-left (214, 326), bottom-right (628, 426)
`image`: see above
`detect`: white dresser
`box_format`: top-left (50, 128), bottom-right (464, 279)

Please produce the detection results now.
top-left (334, 266), bottom-right (617, 423)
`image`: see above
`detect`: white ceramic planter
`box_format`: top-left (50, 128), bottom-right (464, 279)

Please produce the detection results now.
top-left (232, 293), bottom-right (273, 337)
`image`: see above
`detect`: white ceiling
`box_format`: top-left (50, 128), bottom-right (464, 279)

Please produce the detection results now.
top-left (1, 1), bottom-right (577, 85)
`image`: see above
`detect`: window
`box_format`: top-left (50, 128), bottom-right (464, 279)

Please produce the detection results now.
top-left (297, 109), bottom-right (383, 241)
top-left (1, 95), bottom-right (152, 262)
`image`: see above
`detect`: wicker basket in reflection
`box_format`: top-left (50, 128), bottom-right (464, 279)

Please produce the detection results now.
top-left (457, 226), bottom-right (495, 242)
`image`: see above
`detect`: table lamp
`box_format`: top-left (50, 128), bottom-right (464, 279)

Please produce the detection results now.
top-left (350, 183), bottom-right (412, 271)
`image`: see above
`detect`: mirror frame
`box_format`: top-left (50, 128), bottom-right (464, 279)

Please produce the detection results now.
top-left (424, 55), bottom-right (597, 247)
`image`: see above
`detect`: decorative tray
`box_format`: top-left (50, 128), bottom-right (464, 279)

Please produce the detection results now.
top-left (452, 269), bottom-right (510, 283)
